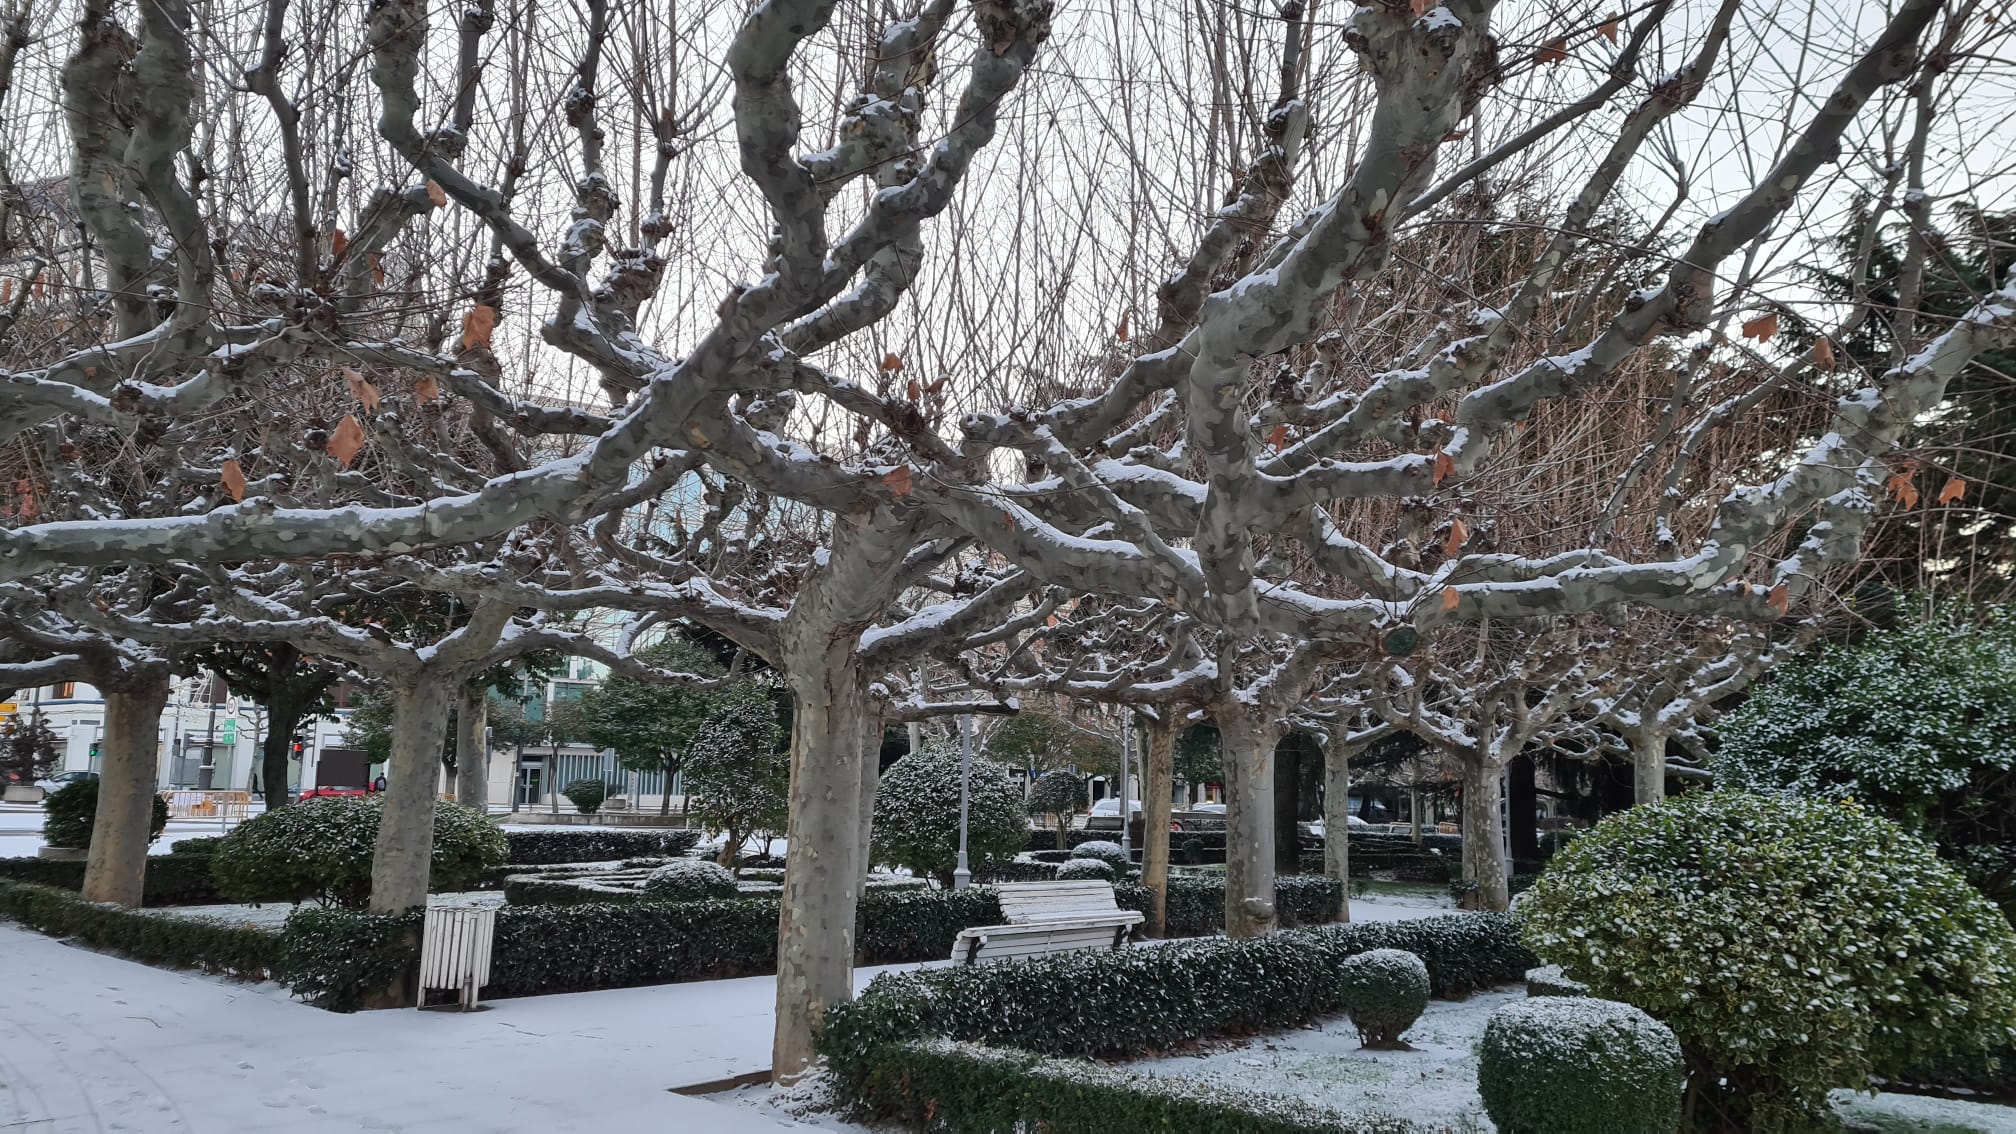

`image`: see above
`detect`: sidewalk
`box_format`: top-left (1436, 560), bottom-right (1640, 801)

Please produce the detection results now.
top-left (0, 922), bottom-right (859, 1132)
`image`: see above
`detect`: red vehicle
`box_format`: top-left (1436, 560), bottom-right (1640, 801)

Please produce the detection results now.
top-left (297, 785), bottom-right (373, 800)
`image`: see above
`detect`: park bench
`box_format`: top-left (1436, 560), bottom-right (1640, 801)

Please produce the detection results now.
top-left (950, 880), bottom-right (1144, 966)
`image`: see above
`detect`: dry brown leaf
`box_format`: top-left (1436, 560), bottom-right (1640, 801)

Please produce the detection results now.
top-left (882, 466), bottom-right (914, 497)
top-left (906, 377), bottom-right (922, 402)
top-left (1741, 312), bottom-right (1779, 343)
top-left (415, 374), bottom-right (441, 405)
top-left (1939, 476), bottom-right (1966, 506)
top-left (1409, 0), bottom-right (1431, 16)
top-left (326, 415), bottom-right (367, 468)
top-left (1811, 336), bottom-right (1836, 370)
top-left (1441, 587), bottom-right (1461, 612)
top-left (219, 459), bottom-right (247, 503)
top-left (1003, 510), bottom-right (1016, 530)
top-left (1599, 16), bottom-right (1620, 43)
top-left (1269, 423), bottom-right (1289, 451)
top-left (1886, 469), bottom-right (1920, 509)
top-left (426, 179), bottom-right (448, 208)
top-left (461, 304), bottom-right (498, 350)
top-left (1433, 448), bottom-right (1455, 487)
top-left (1537, 36), bottom-right (1569, 64)
top-left (880, 352), bottom-right (904, 373)
top-left (1, 278), bottom-right (10, 304)
top-left (342, 366), bottom-right (381, 412)
top-left (924, 378), bottom-right (947, 396)
top-left (330, 229), bottom-right (348, 259)
top-left (1767, 582), bottom-right (1790, 616)
top-left (33, 274), bottom-right (45, 299)
top-left (370, 254), bottom-right (387, 288)
top-left (1443, 518), bottom-right (1469, 558)
top-left (1116, 309), bottom-right (1131, 343)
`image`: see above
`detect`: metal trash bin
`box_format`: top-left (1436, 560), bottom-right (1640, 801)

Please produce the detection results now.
top-left (420, 905), bottom-right (497, 1011)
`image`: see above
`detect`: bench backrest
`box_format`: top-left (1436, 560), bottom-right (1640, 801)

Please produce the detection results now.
top-left (994, 880), bottom-right (1123, 923)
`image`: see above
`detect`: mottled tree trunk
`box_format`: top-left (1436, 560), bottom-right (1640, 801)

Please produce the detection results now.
top-left (774, 653), bottom-right (868, 1081)
top-left (1632, 729), bottom-right (1667, 805)
top-left (660, 755), bottom-right (676, 815)
top-left (370, 679), bottom-right (453, 914)
top-left (1139, 718), bottom-right (1176, 937)
top-left (1458, 758), bottom-right (1510, 911)
top-left (853, 708), bottom-right (885, 893)
top-left (1323, 739), bottom-right (1350, 921)
top-left (453, 684), bottom-right (489, 812)
top-left (260, 695), bottom-right (306, 810)
top-left (1219, 709), bottom-right (1278, 938)
top-left (81, 669), bottom-right (170, 906)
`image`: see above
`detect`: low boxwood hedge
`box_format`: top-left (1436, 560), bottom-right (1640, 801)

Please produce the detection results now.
top-left (0, 880), bottom-right (280, 978)
top-left (280, 907), bottom-right (424, 1011)
top-left (865, 1038), bottom-right (1414, 1133)
top-left (0, 850), bottom-right (222, 905)
top-left (501, 828), bottom-right (701, 865)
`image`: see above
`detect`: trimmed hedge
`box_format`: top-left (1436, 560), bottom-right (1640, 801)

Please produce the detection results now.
top-left (0, 851), bottom-right (222, 906)
top-left (1336, 948), bottom-right (1430, 1045)
top-left (0, 880), bottom-right (280, 978)
top-left (863, 1038), bottom-right (1413, 1133)
top-left (1161, 874), bottom-right (1341, 934)
top-left (501, 828), bottom-right (701, 865)
top-left (1478, 996), bottom-right (1684, 1134)
top-left (1525, 964), bottom-right (1589, 998)
top-left (280, 908), bottom-right (423, 1011)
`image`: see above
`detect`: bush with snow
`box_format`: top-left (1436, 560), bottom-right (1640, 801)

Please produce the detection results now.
top-left (870, 744), bottom-right (1029, 886)
top-left (561, 777), bottom-right (610, 815)
top-left (1522, 964), bottom-right (1588, 998)
top-left (1053, 858), bottom-right (1116, 882)
top-left (1334, 947), bottom-right (1428, 1047)
top-left (642, 858), bottom-right (740, 901)
top-left (212, 796), bottom-right (505, 909)
top-left (1070, 840), bottom-right (1129, 872)
top-left (1478, 996), bottom-right (1682, 1134)
top-left (42, 778), bottom-right (168, 849)
top-left (1520, 791), bottom-right (2016, 1130)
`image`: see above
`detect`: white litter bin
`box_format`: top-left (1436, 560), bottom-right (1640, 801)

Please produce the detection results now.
top-left (420, 904), bottom-right (497, 1011)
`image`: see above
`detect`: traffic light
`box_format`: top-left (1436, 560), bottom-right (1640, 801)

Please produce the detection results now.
top-left (87, 740), bottom-right (100, 760)
top-left (291, 736), bottom-right (306, 758)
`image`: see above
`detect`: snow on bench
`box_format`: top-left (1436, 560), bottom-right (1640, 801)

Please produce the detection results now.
top-left (950, 880), bottom-right (1144, 966)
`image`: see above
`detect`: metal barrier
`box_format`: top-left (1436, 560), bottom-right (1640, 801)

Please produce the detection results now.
top-left (420, 905), bottom-right (497, 1011)
top-left (159, 790), bottom-right (252, 820)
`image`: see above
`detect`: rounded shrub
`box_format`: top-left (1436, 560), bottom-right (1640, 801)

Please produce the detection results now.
top-left (1053, 857), bottom-right (1116, 882)
top-left (642, 858), bottom-right (740, 901)
top-left (211, 796), bottom-right (506, 909)
top-left (562, 778), bottom-right (609, 815)
top-left (1333, 947), bottom-right (1429, 1046)
top-left (1070, 840), bottom-right (1128, 872)
top-left (1478, 997), bottom-right (1683, 1134)
top-left (871, 745), bottom-right (1030, 886)
top-left (1519, 791), bottom-right (2016, 1130)
top-left (1523, 964), bottom-right (1588, 998)
top-left (43, 779), bottom-right (168, 849)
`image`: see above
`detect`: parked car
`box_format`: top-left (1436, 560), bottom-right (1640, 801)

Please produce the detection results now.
top-left (34, 770), bottom-right (97, 794)
top-left (297, 785), bottom-right (371, 800)
top-left (1083, 798), bottom-right (1143, 834)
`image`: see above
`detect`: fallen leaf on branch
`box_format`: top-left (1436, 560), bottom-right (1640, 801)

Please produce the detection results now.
top-left (1269, 423), bottom-right (1289, 451)
top-left (330, 228), bottom-right (348, 258)
top-left (1537, 36), bottom-right (1569, 64)
top-left (1885, 469), bottom-right (1919, 508)
top-left (341, 366), bottom-right (381, 412)
top-left (1433, 448), bottom-right (1454, 487)
top-left (1116, 310), bottom-right (1131, 343)
top-left (461, 304), bottom-right (498, 350)
top-left (906, 377), bottom-right (921, 402)
top-left (326, 415), bottom-right (366, 468)
top-left (1741, 312), bottom-right (1779, 343)
top-left (882, 466), bottom-right (914, 497)
top-left (1938, 476), bottom-right (1966, 505)
top-left (924, 378), bottom-right (947, 396)
top-left (1410, 0), bottom-right (1431, 16)
top-left (1767, 582), bottom-right (1790, 616)
top-left (426, 180), bottom-right (448, 207)
top-left (415, 375), bottom-right (441, 405)
top-left (1600, 16), bottom-right (1620, 43)
top-left (1443, 518), bottom-right (1469, 558)
top-left (370, 254), bottom-right (387, 288)
top-left (1441, 587), bottom-right (1461, 612)
top-left (880, 352), bottom-right (903, 373)
top-left (1811, 336), bottom-right (1836, 370)
top-left (219, 459), bottom-right (247, 502)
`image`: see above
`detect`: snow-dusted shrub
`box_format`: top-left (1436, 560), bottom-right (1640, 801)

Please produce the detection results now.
top-left (871, 745), bottom-right (1029, 886)
top-left (42, 778), bottom-right (168, 849)
top-left (561, 778), bottom-right (610, 815)
top-left (0, 878), bottom-right (279, 979)
top-left (1054, 857), bottom-right (1116, 882)
top-left (1715, 603), bottom-right (2016, 912)
top-left (212, 796), bottom-right (506, 909)
top-left (642, 858), bottom-right (739, 901)
top-left (1477, 997), bottom-right (1682, 1134)
top-left (503, 828), bottom-right (700, 864)
top-left (1520, 791), bottom-right (2016, 1130)
top-left (1334, 948), bottom-right (1428, 1046)
top-left (1070, 840), bottom-right (1130, 872)
top-left (1523, 964), bottom-right (1587, 998)
top-left (1026, 770), bottom-right (1088, 841)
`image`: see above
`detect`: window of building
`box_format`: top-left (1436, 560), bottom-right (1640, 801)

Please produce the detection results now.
top-left (53, 681), bottom-right (75, 698)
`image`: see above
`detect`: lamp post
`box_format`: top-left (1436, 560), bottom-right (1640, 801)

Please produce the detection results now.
top-left (1119, 712), bottom-right (1132, 860)
top-left (954, 713), bottom-right (973, 890)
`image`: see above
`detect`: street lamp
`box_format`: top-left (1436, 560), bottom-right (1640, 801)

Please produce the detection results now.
top-left (953, 713), bottom-right (973, 890)
top-left (1119, 712), bottom-right (1132, 860)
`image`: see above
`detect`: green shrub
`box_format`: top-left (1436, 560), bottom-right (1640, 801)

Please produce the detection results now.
top-left (642, 859), bottom-right (739, 900)
top-left (972, 859), bottom-right (1062, 883)
top-left (502, 828), bottom-right (700, 864)
top-left (279, 907), bottom-right (423, 1011)
top-left (1478, 997), bottom-right (1684, 1134)
top-left (1160, 873), bottom-right (1340, 934)
top-left (1055, 857), bottom-right (1116, 881)
top-left (871, 744), bottom-right (1030, 885)
top-left (212, 797), bottom-right (507, 909)
top-left (1519, 792), bottom-right (2016, 1130)
top-left (171, 835), bottom-right (224, 857)
top-left (1072, 839), bottom-right (1130, 871)
top-left (0, 852), bottom-right (220, 905)
top-left (1335, 948), bottom-right (1429, 1046)
top-left (1523, 964), bottom-right (1588, 998)
top-left (43, 779), bottom-right (168, 849)
top-left (561, 778), bottom-right (609, 815)
top-left (0, 879), bottom-right (279, 978)
top-left (859, 1038), bottom-right (1411, 1133)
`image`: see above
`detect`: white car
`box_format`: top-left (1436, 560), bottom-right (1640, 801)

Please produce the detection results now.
top-left (35, 770), bottom-right (96, 794)
top-left (1088, 798), bottom-right (1142, 817)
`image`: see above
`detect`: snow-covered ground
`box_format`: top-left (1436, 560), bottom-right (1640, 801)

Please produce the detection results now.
top-left (143, 891), bottom-right (507, 930)
top-left (0, 805), bottom-right (229, 856)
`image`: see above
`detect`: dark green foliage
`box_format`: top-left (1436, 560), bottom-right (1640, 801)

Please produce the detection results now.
top-left (212, 797), bottom-right (507, 909)
top-left (1478, 997), bottom-right (1684, 1134)
top-left (1336, 948), bottom-right (1430, 1045)
top-left (279, 907), bottom-right (423, 1011)
top-left (641, 859), bottom-right (739, 900)
top-left (43, 778), bottom-right (168, 849)
top-left (856, 1038), bottom-right (1411, 1133)
top-left (502, 828), bottom-right (700, 864)
top-left (171, 836), bottom-right (224, 857)
top-left (0, 880), bottom-right (280, 978)
top-left (578, 637), bottom-right (727, 787)
top-left (1070, 839), bottom-right (1129, 871)
top-left (1159, 874), bottom-right (1341, 934)
top-left (0, 713), bottom-right (61, 784)
top-left (562, 778), bottom-right (609, 815)
top-left (971, 859), bottom-right (1063, 883)
top-left (1055, 857), bottom-right (1115, 881)
top-left (0, 849), bottom-right (221, 905)
top-left (1521, 792), bottom-right (2016, 1131)
top-left (681, 683), bottom-right (789, 863)
top-left (871, 745), bottom-right (1030, 885)
top-left (1524, 964), bottom-right (1589, 997)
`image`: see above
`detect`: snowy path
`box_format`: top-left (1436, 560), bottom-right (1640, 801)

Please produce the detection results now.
top-left (0, 923), bottom-right (861, 1133)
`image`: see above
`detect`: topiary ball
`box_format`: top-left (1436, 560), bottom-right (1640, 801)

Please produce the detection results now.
top-left (1524, 964), bottom-right (1589, 998)
top-left (212, 796), bottom-right (505, 909)
top-left (42, 778), bottom-right (169, 850)
top-left (1054, 857), bottom-right (1117, 882)
top-left (642, 858), bottom-right (740, 901)
top-left (1478, 997), bottom-right (1683, 1134)
top-left (1335, 947), bottom-right (1430, 1047)
top-left (1070, 840), bottom-right (1129, 871)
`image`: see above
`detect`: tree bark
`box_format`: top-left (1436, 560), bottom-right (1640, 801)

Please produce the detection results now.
top-left (1139, 717), bottom-right (1176, 937)
top-left (1219, 708), bottom-right (1278, 938)
top-left (1458, 757), bottom-right (1510, 911)
top-left (81, 668), bottom-right (170, 906)
top-left (659, 755), bottom-right (676, 815)
top-left (370, 678), bottom-right (453, 914)
top-left (774, 654), bottom-right (869, 1081)
top-left (1323, 738), bottom-right (1350, 921)
top-left (1632, 729), bottom-right (1667, 805)
top-left (260, 695), bottom-right (306, 810)
top-left (853, 707), bottom-right (885, 895)
top-left (453, 684), bottom-right (489, 812)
